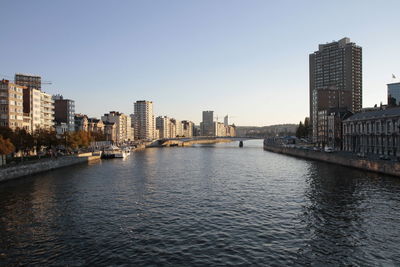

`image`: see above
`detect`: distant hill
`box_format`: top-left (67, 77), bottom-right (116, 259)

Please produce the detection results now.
top-left (236, 124), bottom-right (297, 138)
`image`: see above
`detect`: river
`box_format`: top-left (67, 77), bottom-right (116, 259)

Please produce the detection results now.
top-left (0, 140), bottom-right (399, 266)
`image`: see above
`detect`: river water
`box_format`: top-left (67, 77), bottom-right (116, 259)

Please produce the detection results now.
top-left (0, 140), bottom-right (399, 266)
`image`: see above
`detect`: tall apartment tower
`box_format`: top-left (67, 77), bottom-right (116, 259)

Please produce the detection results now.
top-left (156, 116), bottom-right (171, 139)
top-left (309, 37), bottom-right (362, 141)
top-left (133, 100), bottom-right (155, 140)
top-left (200, 110), bottom-right (214, 136)
top-left (53, 95), bottom-right (75, 132)
top-left (224, 115), bottom-right (229, 127)
top-left (15, 73), bottom-right (55, 131)
top-left (0, 80), bottom-right (25, 130)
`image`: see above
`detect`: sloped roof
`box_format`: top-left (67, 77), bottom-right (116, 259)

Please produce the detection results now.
top-left (345, 107), bottom-right (400, 121)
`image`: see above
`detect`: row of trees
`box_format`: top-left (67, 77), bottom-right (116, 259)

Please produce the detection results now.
top-left (296, 117), bottom-right (310, 139)
top-left (0, 126), bottom-right (107, 157)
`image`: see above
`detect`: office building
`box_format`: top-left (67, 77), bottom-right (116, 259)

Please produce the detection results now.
top-left (310, 37), bottom-right (362, 142)
top-left (388, 82), bottom-right (400, 107)
top-left (53, 94), bottom-right (75, 132)
top-left (133, 100), bottom-right (155, 140)
top-left (0, 80), bottom-right (24, 130)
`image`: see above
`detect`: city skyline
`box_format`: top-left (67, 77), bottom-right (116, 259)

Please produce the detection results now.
top-left (1, 1), bottom-right (400, 126)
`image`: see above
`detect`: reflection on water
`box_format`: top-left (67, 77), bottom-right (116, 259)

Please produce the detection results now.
top-left (0, 140), bottom-right (399, 265)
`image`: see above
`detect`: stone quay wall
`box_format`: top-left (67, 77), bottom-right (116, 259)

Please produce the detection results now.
top-left (0, 155), bottom-right (100, 183)
top-left (264, 145), bottom-right (400, 177)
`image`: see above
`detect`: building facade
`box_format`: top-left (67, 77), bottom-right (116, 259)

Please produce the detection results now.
top-left (343, 107), bottom-right (400, 156)
top-left (103, 121), bottom-right (117, 142)
top-left (40, 91), bottom-right (55, 130)
top-left (15, 73), bottom-right (41, 91)
top-left (87, 118), bottom-right (104, 133)
top-left (74, 114), bottom-right (88, 132)
top-left (53, 95), bottom-right (75, 132)
top-left (388, 82), bottom-right (400, 107)
top-left (182, 120), bottom-right (194, 137)
top-left (102, 111), bottom-right (133, 144)
top-left (133, 100), bottom-right (155, 140)
top-left (200, 110), bottom-right (214, 136)
top-left (156, 116), bottom-right (171, 139)
top-left (310, 37), bottom-right (362, 142)
top-left (317, 108), bottom-right (352, 148)
top-left (15, 73), bottom-right (55, 132)
top-left (0, 80), bottom-right (24, 130)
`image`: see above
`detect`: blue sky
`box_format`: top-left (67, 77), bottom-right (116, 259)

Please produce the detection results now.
top-left (1, 0), bottom-right (399, 126)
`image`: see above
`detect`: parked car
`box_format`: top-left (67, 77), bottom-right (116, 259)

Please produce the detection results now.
top-left (379, 154), bottom-right (390, 160)
top-left (357, 153), bottom-right (366, 158)
top-left (324, 147), bottom-right (334, 153)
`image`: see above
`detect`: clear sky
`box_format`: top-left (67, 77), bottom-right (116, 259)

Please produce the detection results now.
top-left (1, 0), bottom-right (399, 126)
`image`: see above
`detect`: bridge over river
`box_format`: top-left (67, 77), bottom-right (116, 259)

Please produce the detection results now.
top-left (147, 136), bottom-right (263, 147)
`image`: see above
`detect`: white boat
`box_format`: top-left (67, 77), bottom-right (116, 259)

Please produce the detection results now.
top-left (114, 150), bottom-right (127, 158)
top-left (102, 145), bottom-right (126, 159)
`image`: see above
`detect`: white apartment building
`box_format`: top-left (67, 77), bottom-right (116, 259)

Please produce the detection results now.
top-left (102, 111), bottom-right (133, 144)
top-left (0, 80), bottom-right (24, 130)
top-left (156, 116), bottom-right (171, 139)
top-left (40, 91), bottom-right (55, 130)
top-left (133, 100), bottom-right (155, 140)
top-left (30, 88), bottom-right (42, 131)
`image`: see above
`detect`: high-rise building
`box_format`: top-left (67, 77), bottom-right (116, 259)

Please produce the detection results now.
top-left (15, 73), bottom-right (55, 131)
top-left (156, 116), bottom-right (171, 139)
top-left (224, 115), bottom-right (229, 127)
top-left (53, 94), bottom-right (75, 132)
top-left (40, 91), bottom-right (55, 130)
top-left (309, 37), bottom-right (362, 142)
top-left (0, 80), bottom-right (25, 130)
top-left (200, 110), bottom-right (214, 136)
top-left (388, 82), bottom-right (400, 107)
top-left (133, 100), bottom-right (155, 140)
top-left (102, 111), bottom-right (133, 144)
top-left (15, 73), bottom-right (41, 91)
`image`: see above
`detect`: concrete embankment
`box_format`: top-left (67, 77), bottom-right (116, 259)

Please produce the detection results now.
top-left (264, 145), bottom-right (400, 177)
top-left (0, 154), bottom-right (101, 183)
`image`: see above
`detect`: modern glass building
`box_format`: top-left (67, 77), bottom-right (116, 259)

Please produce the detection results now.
top-left (388, 82), bottom-right (400, 107)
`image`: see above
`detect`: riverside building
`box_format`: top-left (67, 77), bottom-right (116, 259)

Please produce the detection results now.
top-left (53, 94), bottom-right (75, 132)
top-left (102, 111), bottom-right (133, 144)
top-left (16, 73), bottom-right (55, 132)
top-left (200, 111), bottom-right (214, 136)
top-left (40, 91), bottom-right (55, 130)
top-left (388, 82), bottom-right (400, 107)
top-left (343, 107), bottom-right (400, 156)
top-left (0, 80), bottom-right (25, 130)
top-left (156, 116), bottom-right (171, 139)
top-left (133, 100), bottom-right (155, 140)
top-left (310, 37), bottom-right (362, 142)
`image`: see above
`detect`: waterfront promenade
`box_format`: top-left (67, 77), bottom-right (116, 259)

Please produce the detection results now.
top-left (0, 153), bottom-right (101, 183)
top-left (263, 143), bottom-right (400, 177)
